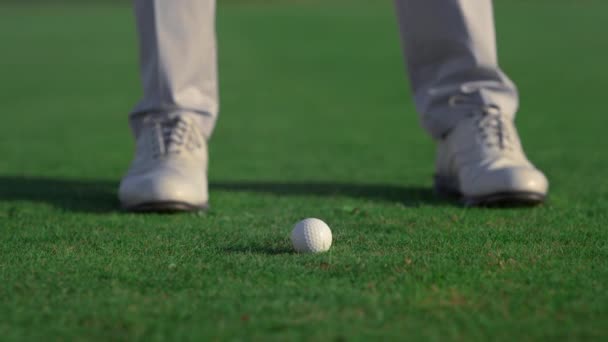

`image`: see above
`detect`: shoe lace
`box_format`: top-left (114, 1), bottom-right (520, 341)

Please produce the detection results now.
top-left (471, 106), bottom-right (514, 151)
top-left (150, 116), bottom-right (200, 157)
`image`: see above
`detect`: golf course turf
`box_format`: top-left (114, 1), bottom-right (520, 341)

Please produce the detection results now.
top-left (1, 0), bottom-right (607, 340)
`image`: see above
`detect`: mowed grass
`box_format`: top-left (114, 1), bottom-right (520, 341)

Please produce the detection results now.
top-left (1, 1), bottom-right (607, 340)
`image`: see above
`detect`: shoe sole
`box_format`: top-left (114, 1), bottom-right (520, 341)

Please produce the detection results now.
top-left (122, 201), bottom-right (209, 213)
top-left (434, 176), bottom-right (546, 207)
top-left (462, 191), bottom-right (546, 207)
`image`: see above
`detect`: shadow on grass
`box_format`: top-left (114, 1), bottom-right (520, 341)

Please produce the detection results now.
top-left (0, 176), bottom-right (447, 213)
top-left (221, 245), bottom-right (294, 255)
top-left (0, 176), bottom-right (118, 213)
top-left (210, 181), bottom-right (445, 207)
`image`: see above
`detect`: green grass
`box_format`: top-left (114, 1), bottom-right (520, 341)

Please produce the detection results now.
top-left (1, 1), bottom-right (607, 340)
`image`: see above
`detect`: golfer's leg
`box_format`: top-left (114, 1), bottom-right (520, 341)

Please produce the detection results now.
top-left (132, 0), bottom-right (218, 138)
top-left (395, 0), bottom-right (518, 139)
top-left (119, 0), bottom-right (217, 212)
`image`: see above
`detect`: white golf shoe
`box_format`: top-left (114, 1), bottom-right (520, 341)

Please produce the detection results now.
top-left (434, 106), bottom-right (548, 206)
top-left (119, 112), bottom-right (209, 212)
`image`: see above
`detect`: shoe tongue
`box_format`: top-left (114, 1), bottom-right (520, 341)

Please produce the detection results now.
top-left (158, 117), bottom-right (188, 153)
top-left (470, 107), bottom-right (512, 151)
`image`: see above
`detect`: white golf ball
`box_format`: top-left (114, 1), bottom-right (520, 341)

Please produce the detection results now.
top-left (291, 218), bottom-right (332, 253)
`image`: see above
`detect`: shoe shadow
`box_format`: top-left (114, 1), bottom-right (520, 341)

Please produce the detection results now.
top-left (210, 181), bottom-right (446, 207)
top-left (0, 176), bottom-right (119, 213)
top-left (0, 176), bottom-right (447, 214)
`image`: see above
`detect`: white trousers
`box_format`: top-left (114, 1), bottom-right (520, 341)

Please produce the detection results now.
top-left (132, 0), bottom-right (518, 139)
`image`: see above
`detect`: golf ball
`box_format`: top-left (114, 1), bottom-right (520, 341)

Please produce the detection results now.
top-left (291, 218), bottom-right (332, 253)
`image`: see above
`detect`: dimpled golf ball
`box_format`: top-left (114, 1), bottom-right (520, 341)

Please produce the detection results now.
top-left (291, 218), bottom-right (332, 253)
